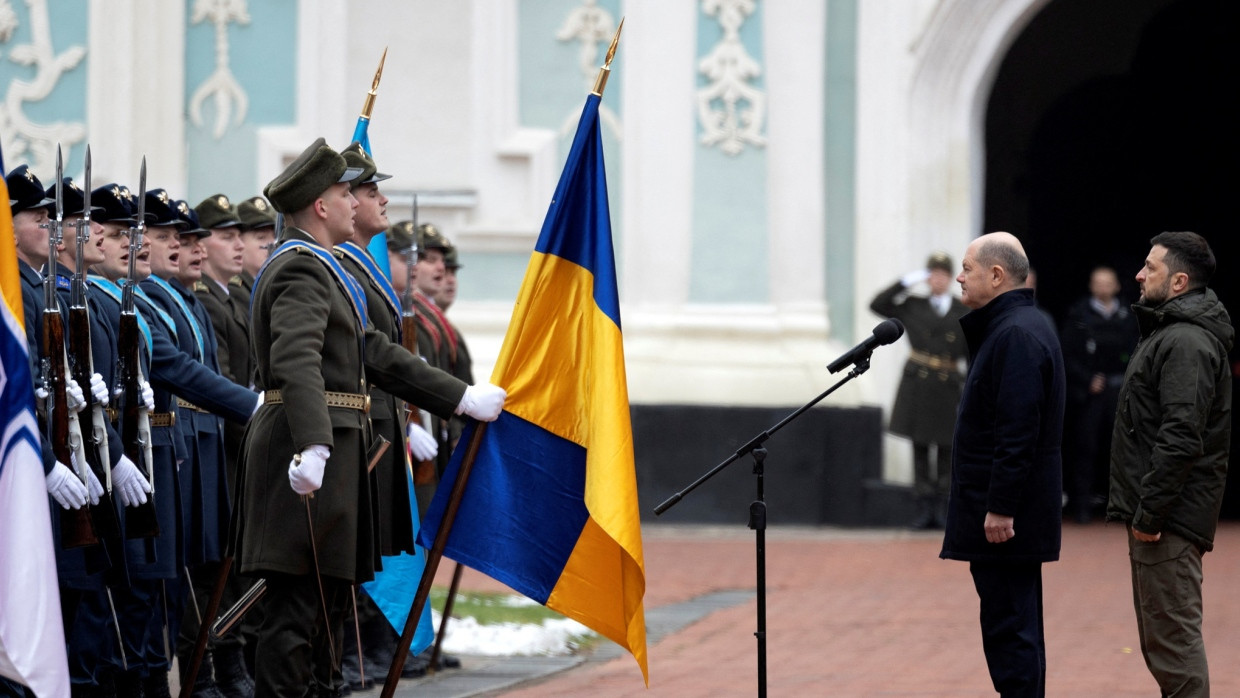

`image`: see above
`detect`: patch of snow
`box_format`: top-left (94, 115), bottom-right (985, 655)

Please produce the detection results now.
top-left (435, 611), bottom-right (594, 656)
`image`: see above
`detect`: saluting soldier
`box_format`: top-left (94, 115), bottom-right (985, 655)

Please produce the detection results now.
top-left (870, 252), bottom-right (970, 529)
top-left (237, 138), bottom-right (505, 697)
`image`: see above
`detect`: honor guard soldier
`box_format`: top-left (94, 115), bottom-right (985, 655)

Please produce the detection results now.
top-left (90, 182), bottom-right (258, 698)
top-left (870, 252), bottom-right (969, 529)
top-left (237, 137), bottom-right (505, 697)
top-left (236, 195), bottom-right (278, 295)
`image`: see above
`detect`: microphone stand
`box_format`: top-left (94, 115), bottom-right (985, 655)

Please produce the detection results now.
top-left (653, 355), bottom-right (875, 698)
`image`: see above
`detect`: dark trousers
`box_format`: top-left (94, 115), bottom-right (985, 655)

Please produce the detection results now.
top-left (112, 578), bottom-right (171, 675)
top-left (64, 587), bottom-right (122, 686)
top-left (1129, 531), bottom-right (1208, 697)
top-left (254, 573), bottom-right (349, 698)
top-left (969, 561), bottom-right (1046, 698)
top-left (1067, 380), bottom-right (1121, 515)
top-left (912, 443), bottom-right (952, 498)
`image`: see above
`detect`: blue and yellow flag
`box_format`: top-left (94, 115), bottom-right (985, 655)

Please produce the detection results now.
top-left (0, 150), bottom-right (70, 696)
top-left (419, 93), bottom-right (647, 680)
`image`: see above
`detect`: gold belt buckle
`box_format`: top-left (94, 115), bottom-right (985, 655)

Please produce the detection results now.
top-left (363, 394), bottom-right (371, 413)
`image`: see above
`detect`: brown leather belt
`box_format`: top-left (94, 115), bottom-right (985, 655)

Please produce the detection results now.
top-left (106, 407), bottom-right (176, 427)
top-left (264, 389), bottom-right (370, 413)
top-left (176, 398), bottom-right (209, 414)
top-left (909, 350), bottom-right (957, 372)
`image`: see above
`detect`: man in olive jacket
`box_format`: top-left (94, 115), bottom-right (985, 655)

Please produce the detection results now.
top-left (1108, 231), bottom-right (1232, 698)
top-left (942, 232), bottom-right (1065, 698)
top-left (237, 138), bottom-right (506, 697)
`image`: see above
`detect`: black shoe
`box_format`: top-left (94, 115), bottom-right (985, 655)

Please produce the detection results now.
top-left (440, 653), bottom-right (461, 670)
top-left (400, 652), bottom-right (428, 678)
top-left (213, 645), bottom-right (255, 698)
top-left (114, 670), bottom-right (145, 698)
top-left (143, 669), bottom-right (173, 698)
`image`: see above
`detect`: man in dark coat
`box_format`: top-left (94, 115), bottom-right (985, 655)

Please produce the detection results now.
top-left (871, 251), bottom-right (969, 528)
top-left (1060, 266), bottom-right (1138, 523)
top-left (942, 231), bottom-right (1065, 698)
top-left (238, 138), bottom-right (505, 697)
top-left (1108, 231), bottom-right (1232, 697)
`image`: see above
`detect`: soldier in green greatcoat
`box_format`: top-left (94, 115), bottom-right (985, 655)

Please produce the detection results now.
top-left (236, 138), bottom-right (505, 697)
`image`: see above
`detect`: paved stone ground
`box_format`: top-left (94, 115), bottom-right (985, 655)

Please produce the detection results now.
top-left (388, 521), bottom-right (1240, 697)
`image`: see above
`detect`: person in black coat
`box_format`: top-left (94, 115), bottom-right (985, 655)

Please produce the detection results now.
top-left (1060, 266), bottom-right (1138, 523)
top-left (870, 252), bottom-right (969, 528)
top-left (942, 232), bottom-right (1065, 698)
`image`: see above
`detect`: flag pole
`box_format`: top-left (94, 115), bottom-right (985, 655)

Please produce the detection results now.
top-left (379, 21), bottom-right (624, 695)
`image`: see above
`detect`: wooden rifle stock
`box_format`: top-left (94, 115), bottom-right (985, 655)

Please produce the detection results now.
top-left (68, 305), bottom-right (124, 549)
top-left (44, 308), bottom-right (99, 548)
top-left (117, 309), bottom-right (159, 539)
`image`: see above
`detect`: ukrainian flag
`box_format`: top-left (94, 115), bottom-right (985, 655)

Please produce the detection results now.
top-left (0, 152), bottom-right (70, 695)
top-left (419, 93), bottom-right (647, 680)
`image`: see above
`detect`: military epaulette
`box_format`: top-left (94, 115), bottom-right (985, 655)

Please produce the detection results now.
top-left (229, 275), bottom-right (244, 287)
top-left (193, 281), bottom-right (210, 293)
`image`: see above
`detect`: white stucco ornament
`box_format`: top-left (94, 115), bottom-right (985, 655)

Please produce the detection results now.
top-left (0, 0), bottom-right (87, 173)
top-left (188, 0), bottom-right (250, 140)
top-left (696, 0), bottom-right (766, 156)
top-left (556, 0), bottom-right (622, 139)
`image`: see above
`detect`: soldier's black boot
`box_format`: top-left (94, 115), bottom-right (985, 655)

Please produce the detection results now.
top-left (213, 645), bottom-right (254, 698)
top-left (909, 496), bottom-right (937, 530)
top-left (142, 669), bottom-right (173, 698)
top-left (114, 669), bottom-right (145, 698)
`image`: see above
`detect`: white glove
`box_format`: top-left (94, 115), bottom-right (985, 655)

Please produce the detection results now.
top-left (112, 455), bottom-right (151, 507)
top-left (455, 383), bottom-right (506, 422)
top-left (35, 385), bottom-right (48, 402)
top-left (46, 461), bottom-right (89, 510)
top-left (85, 466), bottom-right (104, 506)
top-left (900, 269), bottom-right (931, 287)
top-left (140, 381), bottom-right (155, 412)
top-left (90, 373), bottom-right (109, 407)
top-left (66, 378), bottom-right (86, 412)
top-left (252, 391), bottom-right (264, 416)
top-left (288, 445), bottom-right (330, 496)
top-left (407, 423), bottom-right (439, 462)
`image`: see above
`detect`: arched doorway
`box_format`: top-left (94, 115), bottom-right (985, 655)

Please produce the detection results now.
top-left (984, 0), bottom-right (1240, 515)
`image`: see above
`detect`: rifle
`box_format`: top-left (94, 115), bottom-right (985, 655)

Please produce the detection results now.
top-left (68, 146), bottom-right (124, 553)
top-left (399, 195), bottom-right (438, 484)
top-left (43, 145), bottom-right (98, 548)
top-left (117, 157), bottom-right (159, 540)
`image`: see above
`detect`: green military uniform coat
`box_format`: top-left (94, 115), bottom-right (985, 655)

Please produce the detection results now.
top-left (237, 228), bottom-right (467, 584)
top-left (335, 245), bottom-right (417, 555)
top-left (870, 280), bottom-right (969, 445)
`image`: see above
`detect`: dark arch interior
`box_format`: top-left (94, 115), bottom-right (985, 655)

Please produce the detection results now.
top-left (984, 0), bottom-right (1240, 515)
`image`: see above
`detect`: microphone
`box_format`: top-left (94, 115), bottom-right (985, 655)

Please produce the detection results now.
top-left (827, 319), bottom-right (905, 373)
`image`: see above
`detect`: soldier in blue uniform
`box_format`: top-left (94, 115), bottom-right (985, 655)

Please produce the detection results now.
top-left (90, 182), bottom-right (258, 698)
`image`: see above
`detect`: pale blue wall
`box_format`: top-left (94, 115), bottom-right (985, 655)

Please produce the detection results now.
top-left (0, 0), bottom-right (89, 175)
top-left (689, 0), bottom-right (768, 303)
top-left (184, 0), bottom-right (297, 204)
top-left (457, 0), bottom-right (625, 304)
top-left (824, 0), bottom-right (857, 342)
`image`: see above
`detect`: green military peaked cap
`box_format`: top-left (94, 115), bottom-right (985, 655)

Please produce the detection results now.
top-left (417, 223), bottom-right (451, 251)
top-left (386, 220), bottom-right (415, 252)
top-left (264, 137), bottom-right (362, 214)
top-left (926, 251), bottom-right (954, 273)
top-left (341, 142), bottom-right (392, 188)
top-left (196, 193), bottom-right (241, 229)
top-left (238, 195), bottom-right (277, 230)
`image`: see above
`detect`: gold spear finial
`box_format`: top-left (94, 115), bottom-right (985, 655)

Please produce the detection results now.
top-left (359, 47), bottom-right (388, 119)
top-left (591, 17), bottom-right (624, 97)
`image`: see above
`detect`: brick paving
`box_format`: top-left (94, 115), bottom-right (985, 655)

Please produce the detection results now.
top-left (433, 521), bottom-right (1240, 697)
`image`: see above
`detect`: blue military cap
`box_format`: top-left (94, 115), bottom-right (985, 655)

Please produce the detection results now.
top-left (7, 164), bottom-right (56, 215)
top-left (90, 183), bottom-right (138, 224)
top-left (45, 177), bottom-right (104, 217)
top-left (174, 200), bottom-right (211, 237)
top-left (144, 189), bottom-right (182, 227)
